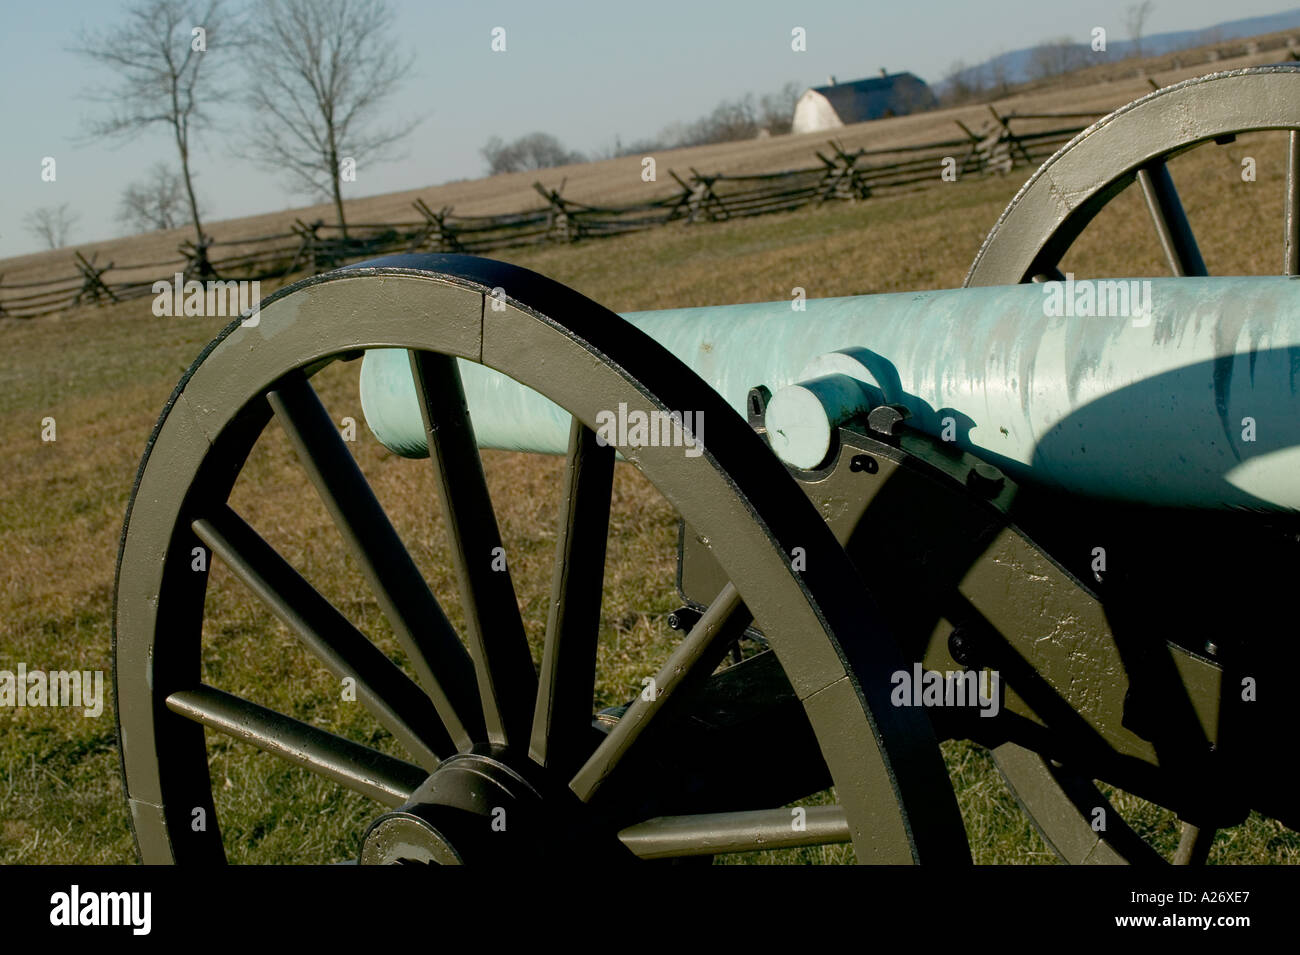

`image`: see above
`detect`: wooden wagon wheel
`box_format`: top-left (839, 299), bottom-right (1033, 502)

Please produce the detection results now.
top-left (965, 65), bottom-right (1300, 864)
top-left (113, 253), bottom-right (969, 864)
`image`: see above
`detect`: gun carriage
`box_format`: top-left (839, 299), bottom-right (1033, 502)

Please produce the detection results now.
top-left (114, 68), bottom-right (1300, 864)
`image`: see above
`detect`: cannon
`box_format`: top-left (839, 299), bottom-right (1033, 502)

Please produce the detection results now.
top-left (115, 67), bottom-right (1300, 864)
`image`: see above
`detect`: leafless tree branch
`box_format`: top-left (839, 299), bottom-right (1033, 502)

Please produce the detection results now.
top-left (241, 0), bottom-right (420, 237)
top-left (70, 0), bottom-right (237, 245)
top-left (117, 162), bottom-right (195, 232)
top-left (1127, 1), bottom-right (1156, 58)
top-left (24, 204), bottom-right (81, 249)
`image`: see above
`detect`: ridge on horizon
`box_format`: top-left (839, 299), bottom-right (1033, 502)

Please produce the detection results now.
top-left (935, 7), bottom-right (1300, 92)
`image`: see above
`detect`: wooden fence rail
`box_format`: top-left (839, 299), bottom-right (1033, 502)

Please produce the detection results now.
top-left (0, 111), bottom-right (1092, 319)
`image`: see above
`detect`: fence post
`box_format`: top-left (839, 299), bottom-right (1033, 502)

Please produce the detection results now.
top-left (72, 251), bottom-right (120, 306)
top-left (432, 207), bottom-right (463, 252)
top-left (685, 168), bottom-right (729, 223)
top-left (411, 198), bottom-right (463, 252)
top-left (988, 106), bottom-right (1035, 169)
top-left (283, 220), bottom-right (313, 276)
top-left (665, 171), bottom-right (696, 221)
top-left (534, 181), bottom-right (582, 242)
top-left (816, 141), bottom-right (869, 202)
top-left (953, 119), bottom-right (985, 175)
top-left (179, 234), bottom-right (220, 282)
top-left (410, 199), bottom-right (436, 251)
top-left (838, 142), bottom-right (870, 200)
top-left (302, 220), bottom-right (328, 271)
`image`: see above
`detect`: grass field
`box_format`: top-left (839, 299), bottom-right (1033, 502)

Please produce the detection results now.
top-left (4, 112), bottom-right (1300, 864)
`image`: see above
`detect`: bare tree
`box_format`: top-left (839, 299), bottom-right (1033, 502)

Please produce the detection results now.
top-left (593, 80), bottom-right (815, 157)
top-left (23, 204), bottom-right (81, 249)
top-left (593, 133), bottom-right (668, 160)
top-left (72, 0), bottom-right (233, 246)
top-left (481, 133), bottom-right (584, 176)
top-left (1127, 1), bottom-right (1156, 58)
top-left (987, 52), bottom-right (1013, 98)
top-left (681, 95), bottom-right (760, 145)
top-left (591, 136), bottom-right (626, 161)
top-left (243, 0), bottom-right (418, 238)
top-left (1028, 37), bottom-right (1091, 80)
top-left (941, 61), bottom-right (979, 105)
top-left (759, 81), bottom-right (802, 135)
top-left (118, 162), bottom-right (193, 233)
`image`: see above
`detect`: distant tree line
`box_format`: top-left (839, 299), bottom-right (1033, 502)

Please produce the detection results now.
top-left (631, 82), bottom-right (803, 152)
top-left (480, 81), bottom-right (803, 175)
top-left (480, 133), bottom-right (586, 176)
top-left (940, 41), bottom-right (1091, 107)
top-left (939, 2), bottom-right (1165, 106)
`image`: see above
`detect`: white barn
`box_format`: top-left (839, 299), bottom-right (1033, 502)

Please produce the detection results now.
top-left (792, 71), bottom-right (938, 134)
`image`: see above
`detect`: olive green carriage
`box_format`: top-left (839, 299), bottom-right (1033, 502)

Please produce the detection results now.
top-left (115, 67), bottom-right (1300, 864)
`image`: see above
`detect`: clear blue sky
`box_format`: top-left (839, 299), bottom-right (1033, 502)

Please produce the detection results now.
top-left (1, 0), bottom-right (1294, 258)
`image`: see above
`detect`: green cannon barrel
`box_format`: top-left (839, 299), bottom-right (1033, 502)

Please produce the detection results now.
top-left (359, 276), bottom-right (1300, 511)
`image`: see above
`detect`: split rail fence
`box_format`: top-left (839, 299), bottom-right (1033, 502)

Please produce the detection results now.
top-left (1, 110), bottom-right (1092, 319)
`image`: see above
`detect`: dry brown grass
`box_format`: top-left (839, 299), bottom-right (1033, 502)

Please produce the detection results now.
top-left (3, 75), bottom-right (1300, 863)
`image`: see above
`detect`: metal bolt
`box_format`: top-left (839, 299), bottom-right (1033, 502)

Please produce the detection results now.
top-left (966, 461), bottom-right (1005, 497)
top-left (667, 607), bottom-right (701, 632)
top-left (948, 627), bottom-right (978, 667)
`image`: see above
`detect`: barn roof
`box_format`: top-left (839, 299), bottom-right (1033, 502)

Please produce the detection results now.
top-left (811, 72), bottom-right (934, 122)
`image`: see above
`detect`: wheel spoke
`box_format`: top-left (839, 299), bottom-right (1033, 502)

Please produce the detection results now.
top-left (267, 373), bottom-right (483, 749)
top-left (193, 505), bottom-right (454, 768)
top-left (1173, 821), bottom-right (1216, 865)
top-left (1136, 159), bottom-right (1208, 276)
top-left (1285, 130), bottom-right (1300, 275)
top-left (165, 685), bottom-right (427, 808)
top-left (990, 742), bottom-right (1166, 864)
top-left (570, 584), bottom-right (751, 802)
top-left (617, 806), bottom-right (850, 859)
top-left (529, 418), bottom-right (615, 772)
top-left (408, 350), bottom-right (538, 749)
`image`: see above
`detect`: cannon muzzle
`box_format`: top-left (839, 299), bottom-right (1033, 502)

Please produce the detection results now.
top-left (360, 277), bottom-right (1300, 511)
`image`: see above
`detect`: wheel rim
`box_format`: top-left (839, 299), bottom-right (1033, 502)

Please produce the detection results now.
top-left (114, 253), bottom-right (969, 864)
top-left (966, 66), bottom-right (1300, 286)
top-left (966, 67), bottom-right (1300, 863)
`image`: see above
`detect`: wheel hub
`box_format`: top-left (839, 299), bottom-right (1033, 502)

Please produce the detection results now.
top-left (360, 752), bottom-right (547, 864)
